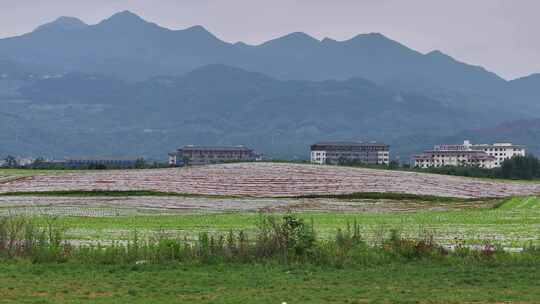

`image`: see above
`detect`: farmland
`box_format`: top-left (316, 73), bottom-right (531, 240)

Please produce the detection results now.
top-left (2, 164), bottom-right (540, 303)
top-left (2, 197), bottom-right (540, 303)
top-left (0, 194), bottom-right (539, 247)
top-left (1, 164), bottom-right (540, 246)
top-left (2, 163), bottom-right (540, 198)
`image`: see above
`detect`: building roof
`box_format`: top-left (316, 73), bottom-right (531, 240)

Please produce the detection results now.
top-left (311, 141), bottom-right (388, 147)
top-left (471, 143), bottom-right (525, 149)
top-left (65, 156), bottom-right (141, 161)
top-left (431, 140), bottom-right (525, 151)
top-left (422, 150), bottom-right (488, 154)
top-left (179, 145), bottom-right (253, 152)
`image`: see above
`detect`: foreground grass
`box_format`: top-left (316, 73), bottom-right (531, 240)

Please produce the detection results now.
top-left (1, 261), bottom-right (539, 303)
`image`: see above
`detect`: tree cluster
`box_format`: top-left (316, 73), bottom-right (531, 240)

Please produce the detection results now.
top-left (499, 155), bottom-right (540, 180)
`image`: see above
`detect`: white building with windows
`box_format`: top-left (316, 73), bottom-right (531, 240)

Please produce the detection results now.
top-left (413, 140), bottom-right (525, 169)
top-left (470, 142), bottom-right (526, 167)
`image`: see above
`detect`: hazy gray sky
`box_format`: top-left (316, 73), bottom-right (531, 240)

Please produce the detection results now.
top-left (0, 0), bottom-right (538, 80)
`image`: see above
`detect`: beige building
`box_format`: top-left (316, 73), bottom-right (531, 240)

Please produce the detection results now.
top-left (413, 140), bottom-right (526, 169)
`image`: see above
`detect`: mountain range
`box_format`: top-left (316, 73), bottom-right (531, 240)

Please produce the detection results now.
top-left (0, 11), bottom-right (539, 160)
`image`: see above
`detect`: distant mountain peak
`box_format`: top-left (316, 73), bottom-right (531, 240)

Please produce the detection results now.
top-left (282, 32), bottom-right (319, 42)
top-left (33, 16), bottom-right (87, 32)
top-left (285, 32), bottom-right (318, 40)
top-left (110, 10), bottom-right (143, 20)
top-left (361, 32), bottom-right (384, 38)
top-left (174, 25), bottom-right (225, 45)
top-left (183, 25), bottom-right (214, 36)
top-left (98, 10), bottom-right (149, 27)
top-left (260, 31), bottom-right (319, 48)
top-left (426, 50), bottom-right (453, 60)
top-left (344, 33), bottom-right (399, 44)
top-left (342, 32), bottom-right (417, 55)
top-left (349, 32), bottom-right (389, 41)
top-left (344, 32), bottom-right (411, 49)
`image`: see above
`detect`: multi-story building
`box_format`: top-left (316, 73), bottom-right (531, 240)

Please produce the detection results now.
top-left (413, 150), bottom-right (497, 169)
top-left (469, 142), bottom-right (526, 167)
top-left (168, 145), bottom-right (256, 166)
top-left (310, 141), bottom-right (390, 165)
top-left (413, 140), bottom-right (525, 168)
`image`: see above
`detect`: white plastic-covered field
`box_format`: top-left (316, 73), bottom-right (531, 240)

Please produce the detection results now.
top-left (0, 196), bottom-right (492, 214)
top-left (1, 163), bottom-right (540, 198)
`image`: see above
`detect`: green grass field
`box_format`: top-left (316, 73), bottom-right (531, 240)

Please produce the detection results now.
top-left (3, 196), bottom-right (535, 247)
top-left (1, 261), bottom-right (540, 303)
